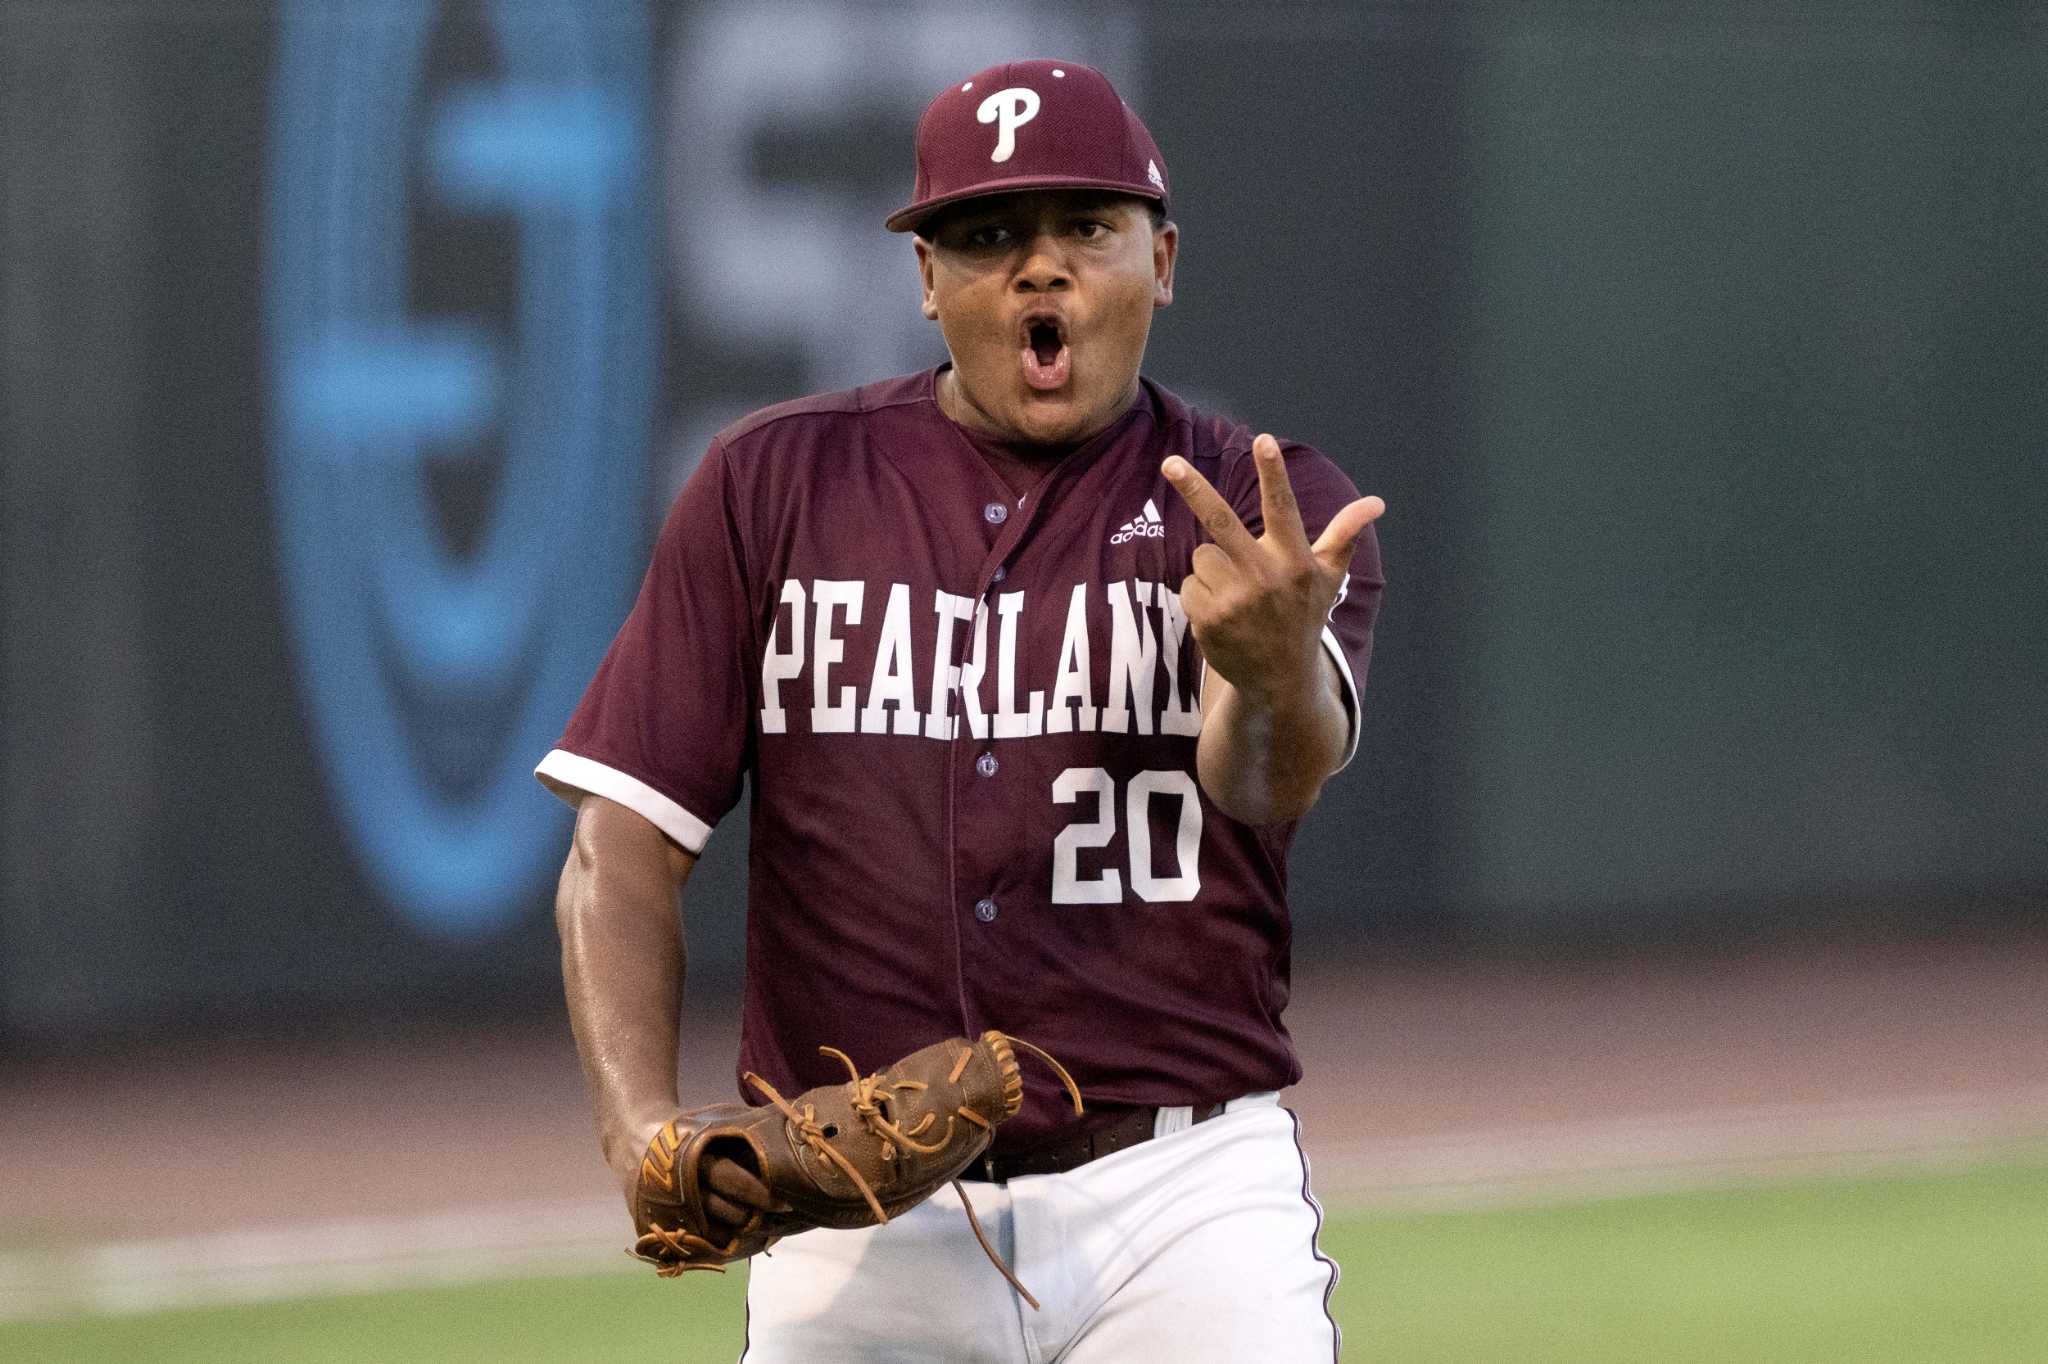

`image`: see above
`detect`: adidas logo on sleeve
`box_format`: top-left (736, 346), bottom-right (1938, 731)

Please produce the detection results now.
top-left (1109, 499), bottom-right (1166, 545)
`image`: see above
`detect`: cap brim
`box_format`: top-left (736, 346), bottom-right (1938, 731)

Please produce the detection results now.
top-left (885, 175), bottom-right (1166, 233)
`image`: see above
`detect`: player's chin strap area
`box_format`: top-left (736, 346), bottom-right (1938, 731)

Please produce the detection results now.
top-left (744, 1033), bottom-right (1084, 1311)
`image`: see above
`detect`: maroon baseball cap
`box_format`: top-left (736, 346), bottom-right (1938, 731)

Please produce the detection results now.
top-left (885, 60), bottom-right (1168, 234)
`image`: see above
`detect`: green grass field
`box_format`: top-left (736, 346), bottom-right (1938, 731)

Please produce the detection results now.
top-left (7, 1163), bottom-right (2044, 1362)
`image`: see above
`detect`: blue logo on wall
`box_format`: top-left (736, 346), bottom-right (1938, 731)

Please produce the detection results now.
top-left (267, 1), bottom-right (652, 937)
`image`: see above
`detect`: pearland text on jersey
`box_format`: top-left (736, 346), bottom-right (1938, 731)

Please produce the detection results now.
top-left (759, 578), bottom-right (1203, 741)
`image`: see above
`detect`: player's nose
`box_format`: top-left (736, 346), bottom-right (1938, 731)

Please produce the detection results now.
top-left (1012, 231), bottom-right (1072, 292)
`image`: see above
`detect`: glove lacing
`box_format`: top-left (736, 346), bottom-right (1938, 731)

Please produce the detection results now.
top-left (742, 1031), bottom-right (1083, 1310)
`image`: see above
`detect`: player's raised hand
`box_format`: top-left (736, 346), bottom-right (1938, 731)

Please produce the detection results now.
top-left (1162, 434), bottom-right (1384, 705)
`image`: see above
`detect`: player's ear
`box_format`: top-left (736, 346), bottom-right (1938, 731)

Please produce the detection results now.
top-left (1152, 221), bottom-right (1177, 308)
top-left (913, 236), bottom-right (939, 321)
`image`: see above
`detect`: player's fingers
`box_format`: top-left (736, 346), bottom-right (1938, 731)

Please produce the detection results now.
top-left (706, 1158), bottom-right (789, 1213)
top-left (703, 1190), bottom-right (754, 1226)
top-left (1310, 495), bottom-right (1386, 575)
top-left (1161, 456), bottom-right (1259, 563)
top-left (1252, 435), bottom-right (1308, 552)
top-left (1189, 540), bottom-right (1234, 589)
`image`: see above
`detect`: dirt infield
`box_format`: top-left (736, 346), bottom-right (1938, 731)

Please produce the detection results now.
top-left (5, 936), bottom-right (2046, 1245)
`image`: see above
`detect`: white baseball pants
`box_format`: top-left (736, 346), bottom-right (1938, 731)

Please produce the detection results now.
top-left (740, 1094), bottom-right (1342, 1362)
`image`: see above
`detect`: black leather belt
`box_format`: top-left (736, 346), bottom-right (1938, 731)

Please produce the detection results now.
top-left (963, 1102), bottom-right (1227, 1184)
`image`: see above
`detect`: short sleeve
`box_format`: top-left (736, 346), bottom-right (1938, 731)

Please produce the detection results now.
top-left (1226, 441), bottom-right (1385, 772)
top-left (534, 441), bottom-right (753, 852)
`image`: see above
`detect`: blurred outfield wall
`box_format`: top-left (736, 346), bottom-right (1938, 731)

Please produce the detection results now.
top-left (1, 1), bottom-right (2042, 1039)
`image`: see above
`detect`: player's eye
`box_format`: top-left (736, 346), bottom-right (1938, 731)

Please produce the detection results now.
top-left (1072, 219), bottom-right (1110, 239)
top-left (964, 224), bottom-right (1012, 248)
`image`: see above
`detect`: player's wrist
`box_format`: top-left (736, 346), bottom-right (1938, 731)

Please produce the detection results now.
top-left (1225, 637), bottom-right (1325, 713)
top-left (604, 1111), bottom-right (674, 1178)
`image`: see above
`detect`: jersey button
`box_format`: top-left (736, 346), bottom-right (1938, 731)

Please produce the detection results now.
top-left (991, 564), bottom-right (1007, 583)
top-left (975, 752), bottom-right (998, 778)
top-left (973, 897), bottom-right (998, 923)
top-left (983, 501), bottom-right (1009, 525)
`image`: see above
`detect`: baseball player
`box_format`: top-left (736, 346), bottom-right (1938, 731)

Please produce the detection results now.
top-left (539, 59), bottom-right (1384, 1362)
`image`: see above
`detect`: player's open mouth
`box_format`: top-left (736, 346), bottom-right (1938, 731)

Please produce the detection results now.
top-left (1019, 313), bottom-right (1071, 392)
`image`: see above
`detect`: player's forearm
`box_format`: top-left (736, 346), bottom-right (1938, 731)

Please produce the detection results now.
top-left (554, 799), bottom-right (697, 1188)
top-left (1195, 649), bottom-right (1349, 825)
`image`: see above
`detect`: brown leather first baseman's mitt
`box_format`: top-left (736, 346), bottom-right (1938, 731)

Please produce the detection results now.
top-left (630, 1030), bottom-right (1080, 1306)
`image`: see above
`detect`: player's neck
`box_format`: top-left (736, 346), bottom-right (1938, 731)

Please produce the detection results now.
top-left (933, 365), bottom-right (1139, 460)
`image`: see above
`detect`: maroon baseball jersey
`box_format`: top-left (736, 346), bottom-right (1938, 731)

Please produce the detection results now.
top-left (537, 368), bottom-right (1383, 1152)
